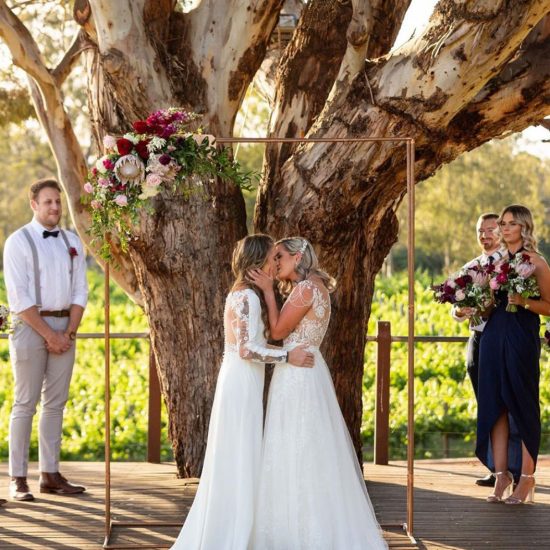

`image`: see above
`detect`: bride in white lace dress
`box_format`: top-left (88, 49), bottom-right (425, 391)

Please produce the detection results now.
top-left (249, 237), bottom-right (387, 550)
top-left (171, 235), bottom-right (314, 550)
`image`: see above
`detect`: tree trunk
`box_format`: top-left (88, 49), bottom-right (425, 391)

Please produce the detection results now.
top-left (128, 181), bottom-right (247, 475)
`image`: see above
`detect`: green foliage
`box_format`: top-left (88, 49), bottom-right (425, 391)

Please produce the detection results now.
top-left (362, 271), bottom-right (550, 460)
top-left (0, 269), bottom-right (173, 462)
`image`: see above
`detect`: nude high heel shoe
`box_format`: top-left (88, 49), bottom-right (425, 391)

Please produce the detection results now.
top-left (504, 473), bottom-right (535, 505)
top-left (486, 471), bottom-right (513, 503)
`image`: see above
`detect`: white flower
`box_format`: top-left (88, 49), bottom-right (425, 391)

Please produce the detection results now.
top-left (103, 135), bottom-right (117, 150)
top-left (96, 156), bottom-right (109, 174)
top-left (147, 137), bottom-right (166, 153)
top-left (114, 154), bottom-right (145, 185)
top-left (123, 133), bottom-right (140, 145)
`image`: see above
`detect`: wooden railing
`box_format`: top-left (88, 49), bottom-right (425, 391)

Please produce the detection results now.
top-left (3, 325), bottom-right (546, 466)
top-left (366, 322), bottom-right (469, 466)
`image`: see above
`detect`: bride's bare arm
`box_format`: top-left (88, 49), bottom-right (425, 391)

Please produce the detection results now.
top-left (248, 269), bottom-right (315, 341)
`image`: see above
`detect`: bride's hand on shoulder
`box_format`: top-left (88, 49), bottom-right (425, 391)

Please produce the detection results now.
top-left (247, 268), bottom-right (274, 293)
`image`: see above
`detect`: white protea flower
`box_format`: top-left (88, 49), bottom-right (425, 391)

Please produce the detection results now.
top-left (114, 154), bottom-right (145, 185)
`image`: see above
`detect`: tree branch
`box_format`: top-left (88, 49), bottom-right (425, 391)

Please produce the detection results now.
top-left (371, 0), bottom-right (550, 131)
top-left (88, 0), bottom-right (175, 120)
top-left (52, 29), bottom-right (94, 87)
top-left (185, 0), bottom-right (285, 133)
top-left (444, 14), bottom-right (550, 156)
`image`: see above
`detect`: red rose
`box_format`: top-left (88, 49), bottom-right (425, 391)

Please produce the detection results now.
top-left (496, 272), bottom-right (508, 284)
top-left (135, 140), bottom-right (150, 160)
top-left (133, 120), bottom-right (149, 134)
top-left (485, 264), bottom-right (496, 274)
top-left (116, 138), bottom-right (134, 155)
top-left (521, 253), bottom-right (531, 262)
top-left (159, 153), bottom-right (172, 165)
top-left (454, 276), bottom-right (466, 288)
top-left (500, 262), bottom-right (511, 274)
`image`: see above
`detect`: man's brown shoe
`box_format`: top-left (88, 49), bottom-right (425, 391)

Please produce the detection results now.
top-left (0, 498), bottom-right (7, 506)
top-left (10, 477), bottom-right (34, 501)
top-left (39, 472), bottom-right (86, 495)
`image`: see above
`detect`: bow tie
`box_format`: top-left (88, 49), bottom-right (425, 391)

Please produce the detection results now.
top-left (43, 230), bottom-right (60, 239)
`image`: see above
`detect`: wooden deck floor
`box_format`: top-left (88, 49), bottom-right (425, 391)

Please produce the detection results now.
top-left (0, 458), bottom-right (548, 549)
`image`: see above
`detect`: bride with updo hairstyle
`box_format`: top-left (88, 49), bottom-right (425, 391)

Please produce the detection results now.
top-left (248, 237), bottom-right (387, 549)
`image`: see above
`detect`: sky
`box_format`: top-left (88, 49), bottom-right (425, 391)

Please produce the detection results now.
top-left (394, 0), bottom-right (549, 159)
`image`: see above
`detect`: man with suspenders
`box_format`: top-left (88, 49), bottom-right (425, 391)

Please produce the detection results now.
top-left (3, 178), bottom-right (88, 501)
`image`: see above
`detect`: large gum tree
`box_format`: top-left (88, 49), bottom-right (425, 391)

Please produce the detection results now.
top-left (0, 0), bottom-right (548, 476)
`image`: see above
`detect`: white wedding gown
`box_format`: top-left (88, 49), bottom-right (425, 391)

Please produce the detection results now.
top-left (171, 289), bottom-right (288, 550)
top-left (251, 280), bottom-right (388, 550)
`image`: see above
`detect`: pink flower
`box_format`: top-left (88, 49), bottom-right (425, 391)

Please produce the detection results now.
top-left (489, 278), bottom-right (500, 290)
top-left (471, 271), bottom-right (488, 286)
top-left (145, 173), bottom-right (162, 187)
top-left (91, 199), bottom-right (102, 210)
top-left (516, 262), bottom-right (536, 279)
top-left (455, 289), bottom-right (466, 301)
top-left (98, 178), bottom-right (110, 188)
top-left (114, 195), bottom-right (128, 207)
top-left (103, 135), bottom-right (117, 149)
top-left (83, 182), bottom-right (93, 194)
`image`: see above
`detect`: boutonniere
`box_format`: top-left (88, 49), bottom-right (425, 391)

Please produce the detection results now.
top-left (69, 247), bottom-right (78, 258)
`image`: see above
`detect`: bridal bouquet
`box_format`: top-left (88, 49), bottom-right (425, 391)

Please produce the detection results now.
top-left (85, 107), bottom-right (253, 259)
top-left (432, 261), bottom-right (492, 326)
top-left (488, 252), bottom-right (539, 312)
top-left (0, 304), bottom-right (11, 333)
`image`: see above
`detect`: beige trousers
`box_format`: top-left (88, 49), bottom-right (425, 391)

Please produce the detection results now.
top-left (8, 317), bottom-right (75, 477)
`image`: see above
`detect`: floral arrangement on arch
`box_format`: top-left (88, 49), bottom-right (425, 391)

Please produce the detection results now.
top-left (84, 108), bottom-right (253, 259)
top-left (432, 260), bottom-right (492, 326)
top-left (488, 252), bottom-right (539, 312)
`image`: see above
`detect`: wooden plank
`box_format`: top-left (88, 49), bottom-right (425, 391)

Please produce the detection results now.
top-left (0, 459), bottom-right (548, 549)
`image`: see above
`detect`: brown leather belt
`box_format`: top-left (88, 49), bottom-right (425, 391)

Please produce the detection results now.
top-left (40, 310), bottom-right (70, 318)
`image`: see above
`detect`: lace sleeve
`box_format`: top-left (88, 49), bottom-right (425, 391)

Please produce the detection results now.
top-left (287, 280), bottom-right (315, 308)
top-left (232, 291), bottom-right (288, 363)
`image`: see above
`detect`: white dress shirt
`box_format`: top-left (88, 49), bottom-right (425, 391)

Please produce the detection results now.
top-left (451, 248), bottom-right (507, 332)
top-left (3, 218), bottom-right (88, 314)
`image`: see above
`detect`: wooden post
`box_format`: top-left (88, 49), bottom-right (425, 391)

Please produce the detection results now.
top-left (374, 321), bottom-right (391, 465)
top-left (147, 345), bottom-right (162, 463)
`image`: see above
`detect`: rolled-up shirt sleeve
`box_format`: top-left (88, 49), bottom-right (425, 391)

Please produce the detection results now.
top-left (3, 234), bottom-right (36, 314)
top-left (69, 235), bottom-right (88, 309)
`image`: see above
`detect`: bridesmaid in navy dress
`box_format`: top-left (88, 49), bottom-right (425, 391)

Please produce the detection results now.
top-left (477, 205), bottom-right (550, 505)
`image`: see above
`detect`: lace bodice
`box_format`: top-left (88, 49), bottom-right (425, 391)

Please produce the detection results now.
top-left (283, 279), bottom-right (331, 348)
top-left (224, 289), bottom-right (287, 363)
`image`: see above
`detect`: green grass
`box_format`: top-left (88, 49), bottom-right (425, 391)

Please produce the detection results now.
top-left (0, 269), bottom-right (548, 462)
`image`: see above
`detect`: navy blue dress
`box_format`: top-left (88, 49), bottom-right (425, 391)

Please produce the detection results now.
top-left (476, 257), bottom-right (541, 480)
